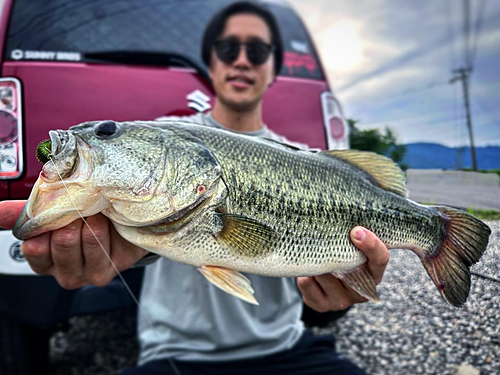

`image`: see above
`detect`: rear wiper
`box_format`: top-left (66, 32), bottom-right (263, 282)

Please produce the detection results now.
top-left (84, 50), bottom-right (209, 81)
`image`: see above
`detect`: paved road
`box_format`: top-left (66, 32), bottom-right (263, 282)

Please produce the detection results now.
top-left (50, 221), bottom-right (500, 374)
top-left (407, 183), bottom-right (500, 211)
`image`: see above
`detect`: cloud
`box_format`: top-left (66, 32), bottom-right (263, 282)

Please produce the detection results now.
top-left (289, 0), bottom-right (500, 147)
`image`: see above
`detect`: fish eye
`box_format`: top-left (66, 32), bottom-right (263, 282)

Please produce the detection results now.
top-left (94, 121), bottom-right (119, 138)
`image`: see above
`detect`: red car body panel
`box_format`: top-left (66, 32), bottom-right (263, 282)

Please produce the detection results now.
top-left (1, 62), bottom-right (328, 199)
top-left (0, 181), bottom-right (7, 196)
top-left (0, 1), bottom-right (348, 353)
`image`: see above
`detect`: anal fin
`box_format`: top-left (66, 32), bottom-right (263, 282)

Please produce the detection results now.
top-left (333, 265), bottom-right (380, 303)
top-left (198, 265), bottom-right (259, 305)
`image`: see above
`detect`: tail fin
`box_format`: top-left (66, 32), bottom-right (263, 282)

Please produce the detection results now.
top-left (423, 206), bottom-right (491, 307)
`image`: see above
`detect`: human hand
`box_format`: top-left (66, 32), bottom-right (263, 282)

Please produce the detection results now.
top-left (0, 200), bottom-right (147, 289)
top-left (297, 226), bottom-right (389, 312)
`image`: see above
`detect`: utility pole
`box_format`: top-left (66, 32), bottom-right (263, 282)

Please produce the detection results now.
top-left (450, 67), bottom-right (477, 171)
top-left (456, 147), bottom-right (465, 170)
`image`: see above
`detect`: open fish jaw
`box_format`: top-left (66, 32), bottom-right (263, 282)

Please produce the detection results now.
top-left (14, 121), bottom-right (223, 237)
top-left (13, 179), bottom-right (110, 240)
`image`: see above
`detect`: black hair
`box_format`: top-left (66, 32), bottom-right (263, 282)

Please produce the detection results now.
top-left (201, 1), bottom-right (283, 75)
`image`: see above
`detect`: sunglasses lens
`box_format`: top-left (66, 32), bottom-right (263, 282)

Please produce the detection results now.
top-left (214, 39), bottom-right (273, 65)
top-left (246, 42), bottom-right (271, 65)
top-left (215, 40), bottom-right (239, 64)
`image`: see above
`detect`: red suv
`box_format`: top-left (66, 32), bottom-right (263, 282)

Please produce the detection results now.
top-left (0, 0), bottom-right (348, 373)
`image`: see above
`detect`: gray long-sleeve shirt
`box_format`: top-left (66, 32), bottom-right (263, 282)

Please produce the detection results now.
top-left (138, 113), bottom-right (306, 365)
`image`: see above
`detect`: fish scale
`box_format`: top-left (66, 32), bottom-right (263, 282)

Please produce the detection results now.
top-left (14, 120), bottom-right (491, 306)
top-left (186, 124), bottom-right (441, 272)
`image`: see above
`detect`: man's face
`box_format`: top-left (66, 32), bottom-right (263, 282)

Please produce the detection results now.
top-left (209, 13), bottom-right (275, 112)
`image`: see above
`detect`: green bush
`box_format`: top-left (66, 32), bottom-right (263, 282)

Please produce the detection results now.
top-left (465, 207), bottom-right (500, 220)
top-left (347, 119), bottom-right (408, 170)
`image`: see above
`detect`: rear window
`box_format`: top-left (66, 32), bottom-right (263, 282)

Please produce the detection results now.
top-left (4, 0), bottom-right (324, 80)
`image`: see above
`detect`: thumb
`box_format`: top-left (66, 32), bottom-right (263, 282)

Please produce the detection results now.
top-left (0, 200), bottom-right (27, 229)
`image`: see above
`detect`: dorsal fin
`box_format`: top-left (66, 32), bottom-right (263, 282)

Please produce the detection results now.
top-left (321, 149), bottom-right (408, 197)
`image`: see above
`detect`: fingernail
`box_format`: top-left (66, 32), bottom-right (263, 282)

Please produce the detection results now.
top-left (354, 228), bottom-right (365, 241)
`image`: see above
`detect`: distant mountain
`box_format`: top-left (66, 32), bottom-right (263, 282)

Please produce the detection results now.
top-left (403, 143), bottom-right (500, 170)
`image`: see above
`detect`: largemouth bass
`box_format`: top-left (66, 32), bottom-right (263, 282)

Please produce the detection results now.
top-left (13, 120), bottom-right (491, 307)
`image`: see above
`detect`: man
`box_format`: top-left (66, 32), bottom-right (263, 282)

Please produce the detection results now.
top-left (0, 2), bottom-right (389, 374)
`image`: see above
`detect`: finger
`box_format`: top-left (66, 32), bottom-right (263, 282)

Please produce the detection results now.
top-left (297, 276), bottom-right (328, 312)
top-left (81, 214), bottom-right (116, 286)
top-left (109, 224), bottom-right (148, 271)
top-left (0, 200), bottom-right (26, 229)
top-left (314, 274), bottom-right (359, 310)
top-left (350, 226), bottom-right (389, 284)
top-left (51, 219), bottom-right (85, 288)
top-left (21, 232), bottom-right (54, 274)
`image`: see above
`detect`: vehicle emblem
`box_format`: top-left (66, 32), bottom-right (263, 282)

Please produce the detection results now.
top-left (187, 90), bottom-right (211, 113)
top-left (9, 241), bottom-right (26, 262)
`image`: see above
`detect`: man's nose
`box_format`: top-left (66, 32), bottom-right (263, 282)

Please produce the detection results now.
top-left (233, 45), bottom-right (251, 68)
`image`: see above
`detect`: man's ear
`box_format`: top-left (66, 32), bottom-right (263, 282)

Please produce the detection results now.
top-left (267, 56), bottom-right (277, 87)
top-left (268, 73), bottom-right (276, 87)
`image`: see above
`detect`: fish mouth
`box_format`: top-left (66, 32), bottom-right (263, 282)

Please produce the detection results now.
top-left (49, 130), bottom-right (69, 156)
top-left (40, 131), bottom-right (93, 184)
top-left (13, 176), bottom-right (109, 240)
top-left (40, 130), bottom-right (82, 182)
top-left (13, 131), bottom-right (100, 240)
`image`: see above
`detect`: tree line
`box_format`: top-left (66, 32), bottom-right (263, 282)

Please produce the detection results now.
top-left (347, 119), bottom-right (408, 170)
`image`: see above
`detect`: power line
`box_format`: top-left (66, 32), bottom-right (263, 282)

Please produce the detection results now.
top-left (446, 0), bottom-right (457, 70)
top-left (463, 0), bottom-right (472, 68)
top-left (351, 94), bottom-right (485, 125)
top-left (398, 81), bottom-right (450, 97)
top-left (359, 112), bottom-right (467, 127)
top-left (351, 81), bottom-right (451, 111)
top-left (469, 0), bottom-right (488, 70)
top-left (446, 0), bottom-right (469, 150)
top-left (447, 1), bottom-right (481, 170)
top-left (472, 99), bottom-right (500, 130)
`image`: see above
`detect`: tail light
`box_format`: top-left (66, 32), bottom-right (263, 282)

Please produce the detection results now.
top-left (0, 78), bottom-right (23, 179)
top-left (321, 91), bottom-right (349, 150)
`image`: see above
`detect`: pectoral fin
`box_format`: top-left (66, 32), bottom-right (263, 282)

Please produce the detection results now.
top-left (333, 265), bottom-right (380, 303)
top-left (198, 265), bottom-right (259, 305)
top-left (214, 213), bottom-right (276, 258)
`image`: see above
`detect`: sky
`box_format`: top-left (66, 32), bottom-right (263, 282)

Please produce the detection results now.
top-left (289, 0), bottom-right (500, 147)
top-left (1, 0), bottom-right (497, 147)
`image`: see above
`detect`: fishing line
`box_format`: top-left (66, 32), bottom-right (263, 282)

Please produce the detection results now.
top-left (471, 271), bottom-right (500, 284)
top-left (49, 157), bottom-right (141, 308)
top-left (47, 154), bottom-right (171, 371)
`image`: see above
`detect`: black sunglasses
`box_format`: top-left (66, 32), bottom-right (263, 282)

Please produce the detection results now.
top-left (214, 38), bottom-right (275, 66)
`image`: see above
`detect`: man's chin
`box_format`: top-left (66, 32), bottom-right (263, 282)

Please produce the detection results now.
top-left (221, 97), bottom-right (261, 113)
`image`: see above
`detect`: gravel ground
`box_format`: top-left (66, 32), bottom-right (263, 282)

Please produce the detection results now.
top-left (50, 220), bottom-right (500, 375)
